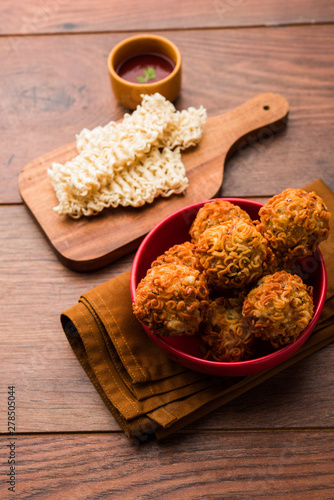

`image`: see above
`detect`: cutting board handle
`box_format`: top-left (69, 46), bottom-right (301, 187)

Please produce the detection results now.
top-left (219, 92), bottom-right (290, 160)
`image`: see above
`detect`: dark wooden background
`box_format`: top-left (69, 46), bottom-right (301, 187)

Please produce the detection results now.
top-left (0, 1), bottom-right (333, 497)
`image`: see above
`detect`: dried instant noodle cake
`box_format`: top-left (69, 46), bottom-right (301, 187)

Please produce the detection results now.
top-left (157, 106), bottom-right (208, 150)
top-left (189, 199), bottom-right (252, 243)
top-left (194, 219), bottom-right (268, 290)
top-left (256, 188), bottom-right (331, 260)
top-left (200, 297), bottom-right (255, 362)
top-left (54, 147), bottom-right (188, 216)
top-left (242, 270), bottom-right (314, 348)
top-left (48, 93), bottom-right (207, 218)
top-left (133, 264), bottom-right (210, 337)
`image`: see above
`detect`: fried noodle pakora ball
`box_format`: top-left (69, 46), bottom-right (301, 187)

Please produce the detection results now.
top-left (194, 219), bottom-right (268, 290)
top-left (133, 264), bottom-right (210, 336)
top-left (151, 241), bottom-right (198, 269)
top-left (242, 270), bottom-right (314, 348)
top-left (200, 297), bottom-right (255, 362)
top-left (189, 199), bottom-right (252, 243)
top-left (256, 188), bottom-right (331, 260)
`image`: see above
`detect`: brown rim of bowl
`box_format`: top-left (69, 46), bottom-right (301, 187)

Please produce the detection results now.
top-left (107, 34), bottom-right (182, 89)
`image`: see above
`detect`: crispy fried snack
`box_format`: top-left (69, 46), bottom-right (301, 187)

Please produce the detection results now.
top-left (189, 199), bottom-right (252, 242)
top-left (200, 297), bottom-right (255, 362)
top-left (256, 188), bottom-right (331, 260)
top-left (133, 264), bottom-right (210, 336)
top-left (151, 241), bottom-right (198, 269)
top-left (242, 270), bottom-right (314, 348)
top-left (194, 219), bottom-right (268, 290)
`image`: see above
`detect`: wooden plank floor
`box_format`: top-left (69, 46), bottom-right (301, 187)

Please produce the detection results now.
top-left (1, 0), bottom-right (334, 497)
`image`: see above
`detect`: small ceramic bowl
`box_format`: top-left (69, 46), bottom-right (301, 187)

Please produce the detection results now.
top-left (108, 34), bottom-right (182, 110)
top-left (130, 198), bottom-right (327, 377)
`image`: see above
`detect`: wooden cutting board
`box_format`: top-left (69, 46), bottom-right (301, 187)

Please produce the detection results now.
top-left (18, 93), bottom-right (289, 271)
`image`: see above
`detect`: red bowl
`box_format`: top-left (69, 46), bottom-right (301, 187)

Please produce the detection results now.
top-left (130, 198), bottom-right (327, 376)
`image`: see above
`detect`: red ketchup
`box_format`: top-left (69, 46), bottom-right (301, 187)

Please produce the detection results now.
top-left (117, 53), bottom-right (175, 84)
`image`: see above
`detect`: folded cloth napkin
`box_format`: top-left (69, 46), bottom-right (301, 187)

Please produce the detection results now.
top-left (61, 179), bottom-right (334, 440)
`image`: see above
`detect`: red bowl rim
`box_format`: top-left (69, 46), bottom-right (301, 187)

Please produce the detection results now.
top-left (130, 197), bottom-right (328, 375)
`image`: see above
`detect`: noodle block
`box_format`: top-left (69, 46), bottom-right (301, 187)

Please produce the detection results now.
top-left (48, 93), bottom-right (207, 218)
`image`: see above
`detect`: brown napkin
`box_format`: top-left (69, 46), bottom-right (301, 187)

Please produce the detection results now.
top-left (61, 179), bottom-right (334, 440)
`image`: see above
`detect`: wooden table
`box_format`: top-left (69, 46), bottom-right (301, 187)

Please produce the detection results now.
top-left (1, 1), bottom-right (334, 497)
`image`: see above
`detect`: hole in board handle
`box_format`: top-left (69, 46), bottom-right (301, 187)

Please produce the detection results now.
top-left (263, 105), bottom-right (270, 110)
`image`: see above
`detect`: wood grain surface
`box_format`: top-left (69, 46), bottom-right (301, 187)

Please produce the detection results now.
top-left (0, 431), bottom-right (333, 499)
top-left (1, 0), bottom-right (334, 34)
top-left (1, 0), bottom-right (334, 497)
top-left (2, 25), bottom-right (334, 204)
top-left (18, 93), bottom-right (289, 270)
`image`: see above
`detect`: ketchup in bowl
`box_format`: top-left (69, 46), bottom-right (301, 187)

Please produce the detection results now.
top-left (117, 53), bottom-right (175, 84)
